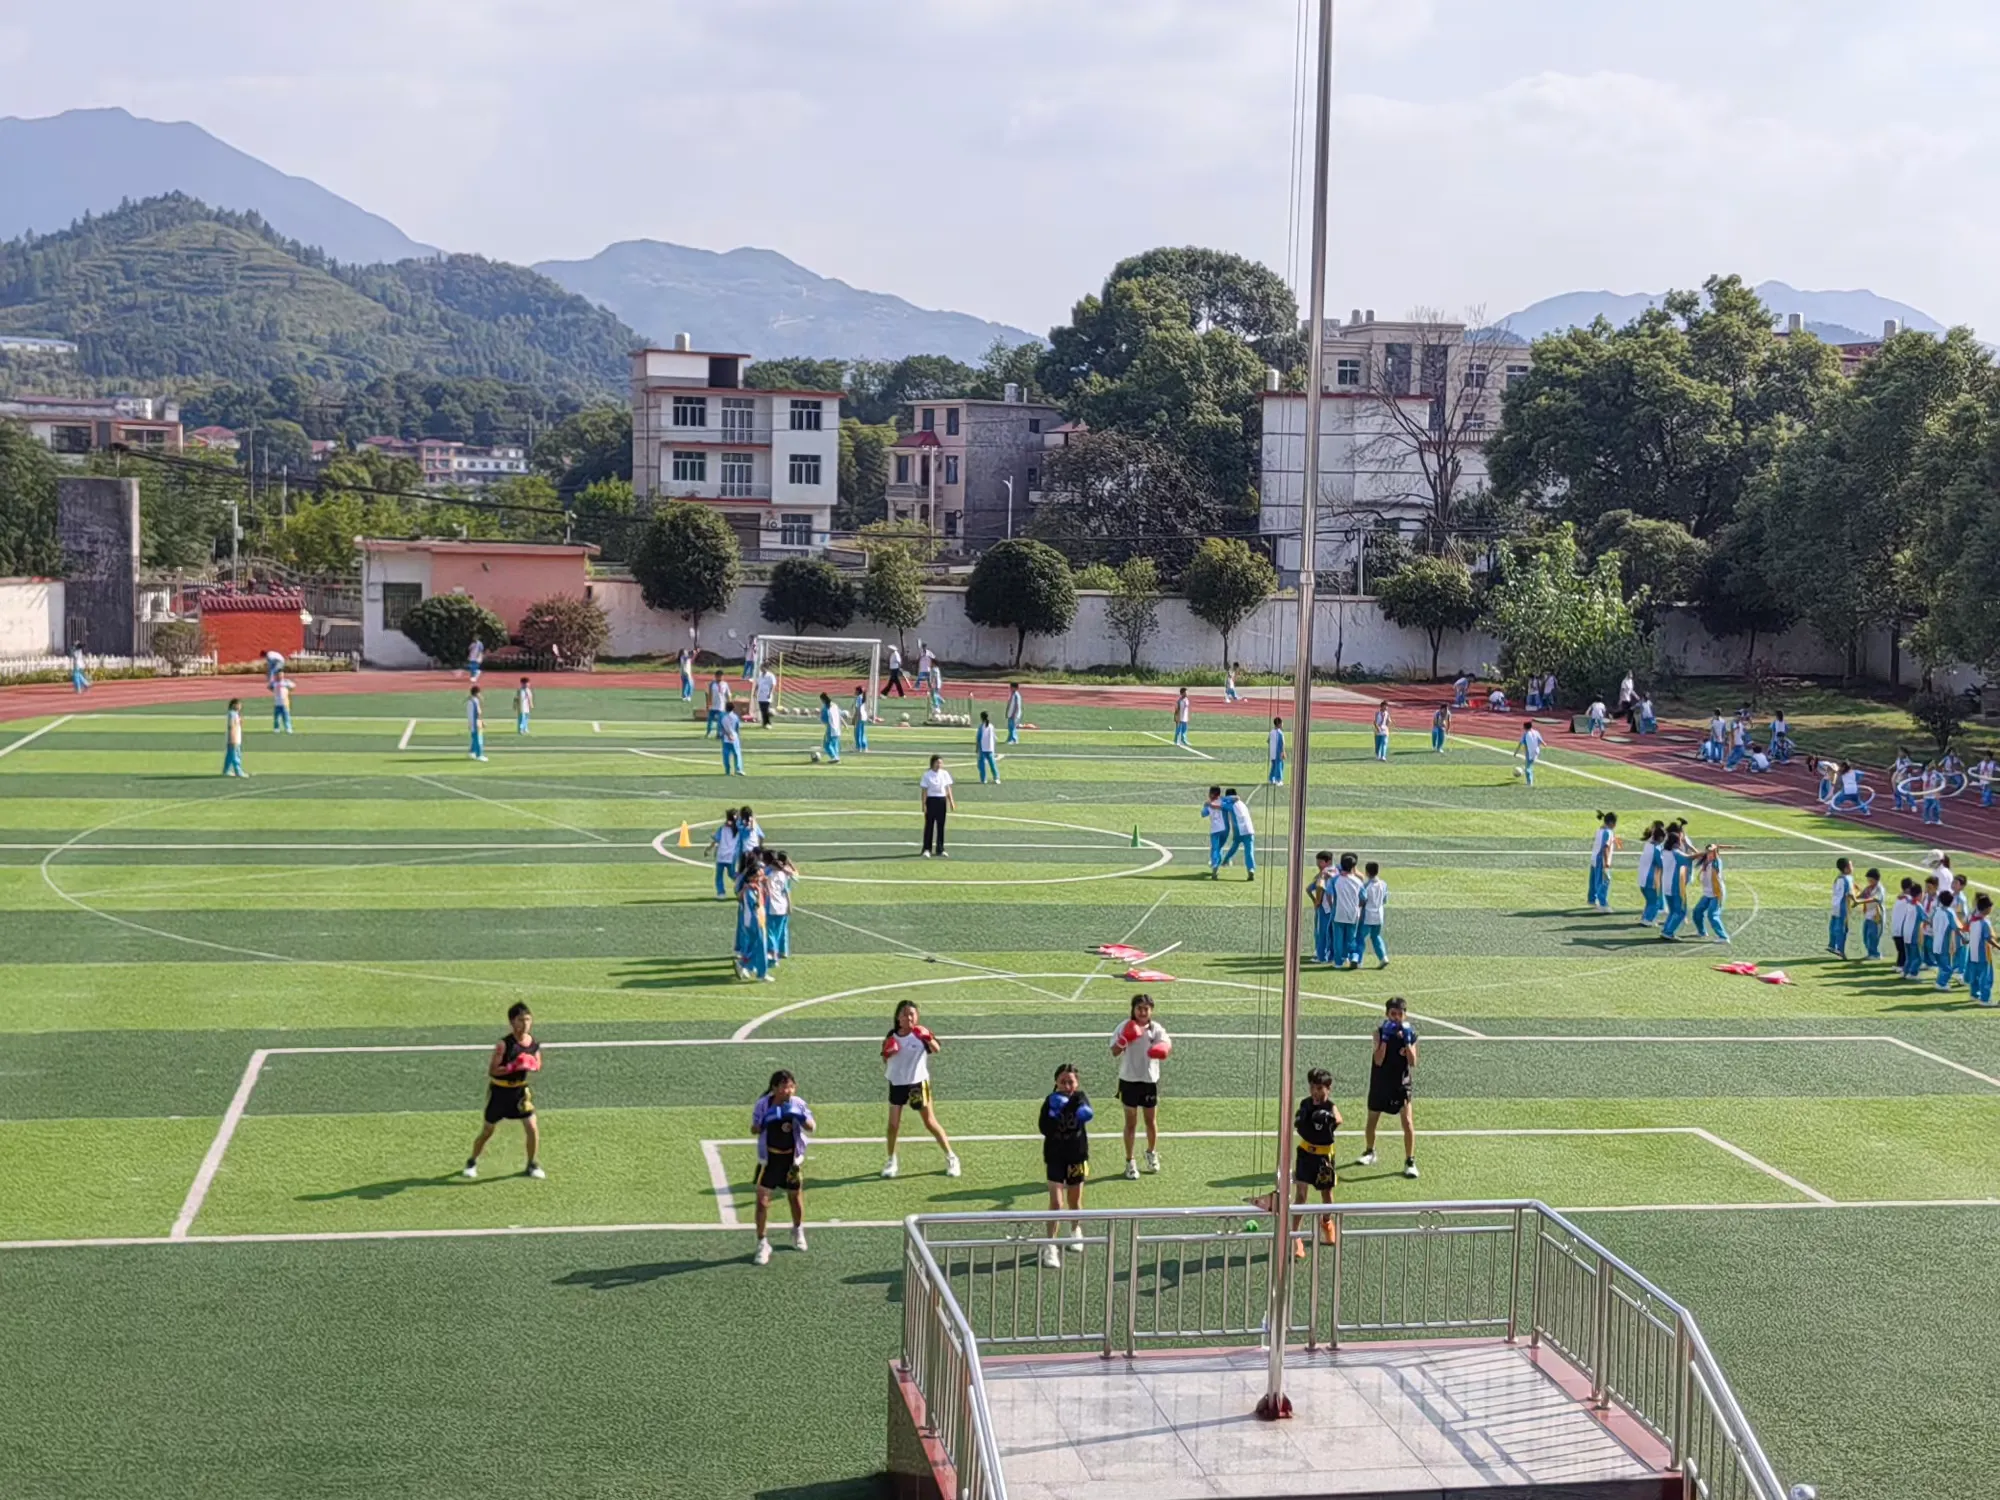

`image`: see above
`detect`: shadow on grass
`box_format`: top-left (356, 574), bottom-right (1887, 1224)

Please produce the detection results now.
top-left (553, 1259), bottom-right (726, 1290)
top-left (839, 1269), bottom-right (904, 1303)
top-left (296, 1174), bottom-right (483, 1202)
top-left (920, 1179), bottom-right (1052, 1211)
top-left (615, 957), bottom-right (746, 989)
top-left (755, 1478), bottom-right (888, 1500)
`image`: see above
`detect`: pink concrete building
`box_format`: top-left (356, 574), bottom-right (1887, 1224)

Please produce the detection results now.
top-left (359, 539), bottom-right (599, 667)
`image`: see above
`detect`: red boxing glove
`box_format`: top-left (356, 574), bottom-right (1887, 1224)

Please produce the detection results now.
top-left (514, 1053), bottom-right (541, 1073)
top-left (1117, 1019), bottom-right (1145, 1046)
top-left (1147, 1043), bottom-right (1171, 1060)
top-left (881, 1035), bottom-right (901, 1060)
top-left (912, 1025), bottom-right (935, 1045)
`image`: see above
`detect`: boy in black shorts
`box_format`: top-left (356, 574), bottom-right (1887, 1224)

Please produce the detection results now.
top-left (1360, 997), bottom-right (1419, 1179)
top-left (1038, 1063), bottom-right (1093, 1269)
top-left (1291, 1066), bottom-right (1342, 1257)
top-left (463, 1002), bottom-right (543, 1180)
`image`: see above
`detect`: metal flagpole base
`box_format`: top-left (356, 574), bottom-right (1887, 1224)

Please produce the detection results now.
top-left (1253, 1392), bottom-right (1293, 1421)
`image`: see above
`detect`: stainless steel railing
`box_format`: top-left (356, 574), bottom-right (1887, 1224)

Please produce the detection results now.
top-left (899, 1200), bottom-right (1804, 1500)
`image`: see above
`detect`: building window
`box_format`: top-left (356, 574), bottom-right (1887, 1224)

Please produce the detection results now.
top-left (1335, 357), bottom-right (1362, 387)
top-left (944, 455), bottom-right (960, 485)
top-left (944, 510), bottom-right (960, 539)
top-left (1028, 417), bottom-right (1042, 434)
top-left (788, 452), bottom-right (823, 486)
top-left (780, 513), bottom-right (813, 547)
top-left (1383, 343), bottom-right (1413, 395)
top-left (921, 408), bottom-right (936, 432)
top-left (945, 408), bottom-right (960, 436)
top-left (382, 582), bottom-right (422, 632)
top-left (1464, 362), bottom-right (1488, 388)
top-left (722, 397), bottom-right (756, 440)
top-left (672, 395), bottom-right (708, 428)
top-left (788, 399), bottom-right (822, 432)
top-left (1026, 467), bottom-right (1039, 489)
top-left (895, 454), bottom-right (910, 484)
top-left (721, 452), bottom-right (755, 498)
top-left (672, 450), bottom-right (708, 483)
top-left (50, 425), bottom-right (92, 454)
top-left (1506, 364), bottom-right (1531, 387)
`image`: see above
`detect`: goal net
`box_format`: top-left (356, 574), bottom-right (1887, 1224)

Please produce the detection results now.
top-left (753, 636), bottom-right (883, 719)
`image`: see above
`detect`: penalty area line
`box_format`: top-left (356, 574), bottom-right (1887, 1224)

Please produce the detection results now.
top-left (0, 714), bottom-right (73, 758)
top-left (170, 1048), bottom-right (269, 1239)
top-left (397, 718), bottom-right (416, 750)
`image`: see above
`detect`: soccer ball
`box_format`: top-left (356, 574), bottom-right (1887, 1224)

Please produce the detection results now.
top-left (811, 751), bottom-right (822, 763)
top-left (1511, 766), bottom-right (1524, 778)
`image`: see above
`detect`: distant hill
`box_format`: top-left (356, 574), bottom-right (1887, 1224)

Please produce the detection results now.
top-left (0, 196), bottom-right (635, 393)
top-left (0, 108), bottom-right (437, 267)
top-left (1497, 281), bottom-right (1950, 342)
top-left (536, 240), bottom-right (1039, 363)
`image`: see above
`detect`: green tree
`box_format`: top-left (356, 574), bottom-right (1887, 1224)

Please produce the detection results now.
top-left (858, 545), bottom-right (928, 651)
top-left (1105, 556), bottom-right (1163, 668)
top-left (760, 557), bottom-right (857, 635)
top-left (1072, 563), bottom-right (1119, 590)
top-left (967, 340), bottom-right (1049, 403)
top-left (1906, 687), bottom-right (1969, 756)
top-left (856, 518), bottom-right (944, 563)
top-left (519, 594), bottom-right (611, 663)
top-left (0, 421), bottom-right (61, 575)
top-left (1900, 364), bottom-right (2000, 677)
top-left (964, 538), bottom-right (1077, 666)
top-left (1488, 275), bottom-right (1844, 538)
top-left (632, 502), bottom-right (741, 644)
top-left (398, 593), bottom-right (507, 663)
top-left (1481, 524), bottom-right (1647, 702)
top-left (844, 355), bottom-right (981, 427)
top-left (1181, 537), bottom-right (1275, 666)
top-left (89, 447), bottom-right (236, 572)
top-left (567, 477), bottom-right (637, 560)
top-left (1374, 554), bottom-right (1480, 678)
top-left (247, 418), bottom-right (314, 478)
top-left (837, 418), bottom-right (897, 529)
top-left (533, 406), bottom-right (632, 493)
top-left (1694, 506), bottom-right (1796, 674)
top-left (1026, 429), bottom-right (1224, 574)
top-left (744, 358), bottom-right (849, 397)
top-left (1583, 510), bottom-right (1710, 629)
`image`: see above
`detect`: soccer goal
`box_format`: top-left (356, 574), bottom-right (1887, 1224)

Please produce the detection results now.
top-left (754, 636), bottom-right (883, 717)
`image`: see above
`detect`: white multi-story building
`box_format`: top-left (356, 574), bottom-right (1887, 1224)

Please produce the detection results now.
top-left (630, 337), bottom-right (842, 557)
top-left (1260, 310), bottom-right (1531, 578)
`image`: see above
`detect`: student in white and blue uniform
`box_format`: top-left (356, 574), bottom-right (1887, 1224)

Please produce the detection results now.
top-left (1223, 665), bottom-right (1239, 702)
top-left (1657, 830), bottom-right (1691, 940)
top-left (1360, 862), bottom-right (1390, 967)
top-left (70, 644), bottom-right (89, 694)
top-left (1828, 859), bottom-right (1855, 958)
top-left (679, 648), bottom-right (695, 701)
top-left (1431, 705), bottom-right (1450, 753)
top-left (764, 850), bottom-right (796, 964)
top-left (929, 662), bottom-right (946, 716)
top-left (1515, 719), bottom-right (1543, 786)
top-left (1452, 674), bottom-right (1470, 709)
top-left (265, 649), bottom-right (286, 690)
top-left (1691, 844), bottom-right (1730, 943)
top-left (707, 812), bottom-right (741, 900)
top-left (852, 687), bottom-right (870, 753)
top-left (1636, 823), bottom-right (1664, 925)
top-left (1966, 894), bottom-right (1994, 1006)
top-left (742, 638), bottom-right (758, 680)
top-left (466, 687), bottom-right (487, 761)
top-left (975, 712), bottom-right (999, 783)
top-left (706, 672), bottom-right (730, 737)
top-left (720, 704), bottom-right (745, 775)
top-left (1202, 787), bottom-right (1228, 876)
top-left (466, 638), bottom-right (484, 682)
top-left (1006, 683), bottom-right (1023, 744)
top-left (1268, 718), bottom-right (1285, 784)
top-left (271, 675), bottom-right (296, 733)
top-left (514, 678), bottom-right (533, 735)
top-left (1372, 704), bottom-right (1390, 762)
top-left (1921, 766), bottom-right (1945, 826)
top-left (1330, 854), bottom-right (1364, 969)
top-left (1931, 889), bottom-right (1962, 991)
top-left (1225, 788), bottom-right (1256, 879)
top-left (1891, 751), bottom-right (1916, 812)
top-left (819, 693), bottom-right (844, 763)
top-left (1308, 851), bottom-right (1335, 960)
top-left (222, 698), bottom-right (246, 777)
top-left (1587, 812), bottom-right (1617, 911)
top-left (1173, 690), bottom-right (1191, 746)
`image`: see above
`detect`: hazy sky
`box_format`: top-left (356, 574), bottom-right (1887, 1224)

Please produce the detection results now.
top-left (1, 0), bottom-right (1993, 335)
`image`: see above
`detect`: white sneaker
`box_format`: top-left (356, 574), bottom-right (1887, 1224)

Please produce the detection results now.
top-left (525, 1164), bottom-right (545, 1180)
top-left (792, 1227), bottom-right (809, 1253)
top-left (1040, 1245), bottom-right (1062, 1269)
top-left (1359, 1150), bottom-right (1378, 1167)
top-left (944, 1153), bottom-right (961, 1179)
top-left (1403, 1160), bottom-right (1420, 1180)
top-left (1067, 1226), bottom-right (1086, 1254)
top-left (460, 1162), bottom-right (477, 1179)
top-left (753, 1238), bottom-right (772, 1265)
top-left (1144, 1150), bottom-right (1161, 1174)
top-left (1123, 1159), bottom-right (1140, 1180)
top-left (881, 1156), bottom-right (899, 1179)
top-left (920, 851), bottom-right (932, 859)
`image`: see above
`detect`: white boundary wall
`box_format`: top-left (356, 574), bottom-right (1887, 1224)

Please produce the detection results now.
top-left (0, 579), bottom-right (63, 656)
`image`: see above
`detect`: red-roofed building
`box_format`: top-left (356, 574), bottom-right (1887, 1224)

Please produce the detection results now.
top-left (196, 588), bottom-right (305, 664)
top-left (188, 426), bottom-right (241, 453)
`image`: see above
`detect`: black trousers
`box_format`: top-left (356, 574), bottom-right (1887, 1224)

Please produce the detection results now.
top-left (923, 797), bottom-right (949, 854)
top-left (887, 668), bottom-right (907, 696)
top-left (758, 701), bottom-right (773, 727)
top-left (1893, 935), bottom-right (1908, 967)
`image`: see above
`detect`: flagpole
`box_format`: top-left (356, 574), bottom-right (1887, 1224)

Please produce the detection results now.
top-left (1257, 0), bottom-right (1335, 1423)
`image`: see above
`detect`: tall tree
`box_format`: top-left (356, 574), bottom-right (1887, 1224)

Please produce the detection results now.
top-left (1905, 376), bottom-right (2000, 674)
top-left (632, 502), bottom-right (741, 646)
top-left (1694, 506), bottom-right (1796, 675)
top-left (0, 421), bottom-right (61, 575)
top-left (1181, 537), bottom-right (1276, 667)
top-left (1026, 429), bottom-right (1226, 574)
top-left (1488, 275), bottom-right (1843, 539)
top-left (837, 418), bottom-right (897, 529)
top-left (1374, 553), bottom-right (1480, 678)
top-left (760, 557), bottom-right (857, 635)
top-left (964, 538), bottom-right (1077, 666)
top-left (1104, 556), bottom-right (1163, 668)
top-left (1481, 524), bottom-right (1647, 702)
top-left (1583, 510), bottom-right (1709, 629)
top-left (859, 544), bottom-right (928, 651)
top-left (533, 406), bottom-right (632, 494)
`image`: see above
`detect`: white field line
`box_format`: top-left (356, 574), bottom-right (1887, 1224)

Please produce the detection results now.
top-left (700, 1141), bottom-right (741, 1228)
top-left (0, 714), bottom-right (72, 759)
top-left (1687, 1128), bottom-right (1834, 1204)
top-left (1447, 734), bottom-right (1933, 874)
top-left (593, 721), bottom-right (602, 734)
top-left (397, 718), bottom-right (416, 750)
top-left (13, 1196), bottom-right (2000, 1252)
top-left (1143, 730), bottom-right (1213, 760)
top-left (1880, 1038), bottom-right (2000, 1091)
top-left (627, 747), bottom-right (718, 769)
top-left (170, 1048), bottom-right (269, 1239)
top-left (413, 774), bottom-right (610, 843)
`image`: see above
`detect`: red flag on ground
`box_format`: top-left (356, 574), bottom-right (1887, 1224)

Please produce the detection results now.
top-left (1714, 962), bottom-right (1760, 975)
top-left (1758, 970), bottom-right (1794, 985)
top-left (1098, 943), bottom-right (1147, 960)
top-left (1126, 968), bottom-right (1177, 983)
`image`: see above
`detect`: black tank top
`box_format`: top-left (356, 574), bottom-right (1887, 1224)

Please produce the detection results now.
top-left (492, 1034), bottom-right (540, 1085)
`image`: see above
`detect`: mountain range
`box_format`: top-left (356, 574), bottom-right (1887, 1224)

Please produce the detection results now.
top-left (1496, 281), bottom-right (1947, 345)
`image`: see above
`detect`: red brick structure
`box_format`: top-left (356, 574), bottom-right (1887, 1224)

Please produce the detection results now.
top-left (197, 589), bottom-right (305, 664)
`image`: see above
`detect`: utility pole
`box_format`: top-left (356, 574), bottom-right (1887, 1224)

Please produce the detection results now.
top-left (1257, 0), bottom-right (1335, 1424)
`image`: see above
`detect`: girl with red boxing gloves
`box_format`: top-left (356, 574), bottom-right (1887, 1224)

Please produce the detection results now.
top-left (880, 1001), bottom-right (961, 1180)
top-left (1110, 993), bottom-right (1172, 1179)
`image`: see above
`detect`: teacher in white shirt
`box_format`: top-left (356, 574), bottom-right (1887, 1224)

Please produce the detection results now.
top-left (920, 756), bottom-right (956, 858)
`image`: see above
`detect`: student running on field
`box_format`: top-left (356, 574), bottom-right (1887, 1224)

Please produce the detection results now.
top-left (1220, 787), bottom-right (1256, 880)
top-left (750, 1069), bottom-right (814, 1264)
top-left (466, 637), bottom-right (484, 682)
top-left (1431, 704), bottom-right (1451, 753)
top-left (222, 698), bottom-right (247, 777)
top-left (70, 644), bottom-right (89, 694)
top-left (1290, 1067), bottom-right (1342, 1258)
top-left (1513, 718), bottom-right (1543, 786)
top-left (1038, 1063), bottom-right (1093, 1267)
top-left (885, 643), bottom-right (907, 697)
top-left (1360, 997), bottom-right (1419, 1179)
top-left (879, 1001), bottom-right (961, 1180)
top-left (514, 677), bottom-right (533, 735)
top-left (462, 1002), bottom-right (543, 1180)
top-left (1224, 665), bottom-right (1240, 702)
top-left (1202, 786), bottom-right (1229, 877)
top-left (1110, 994), bottom-right (1170, 1178)
top-left (467, 686), bottom-right (487, 761)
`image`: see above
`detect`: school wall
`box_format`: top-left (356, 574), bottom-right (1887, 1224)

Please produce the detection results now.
top-left (588, 580), bottom-right (1984, 688)
top-left (0, 579), bottom-right (63, 655)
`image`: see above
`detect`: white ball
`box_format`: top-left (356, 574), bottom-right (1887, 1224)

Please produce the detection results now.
top-left (811, 751), bottom-right (822, 763)
top-left (1511, 767), bottom-right (1524, 778)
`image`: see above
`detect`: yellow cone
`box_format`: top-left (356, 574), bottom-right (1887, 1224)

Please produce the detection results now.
top-left (677, 822), bottom-right (692, 848)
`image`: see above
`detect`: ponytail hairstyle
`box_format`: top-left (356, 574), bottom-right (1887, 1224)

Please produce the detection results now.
top-left (890, 1000), bottom-right (919, 1036)
top-left (1597, 811), bottom-right (1617, 829)
top-left (765, 1068), bottom-right (795, 1099)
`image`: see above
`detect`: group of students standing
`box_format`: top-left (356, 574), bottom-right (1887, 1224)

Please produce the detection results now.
top-left (1840, 854), bottom-right (1997, 1003)
top-left (1597, 813), bottom-right (1736, 942)
top-left (701, 806), bottom-right (798, 981)
top-left (1307, 851), bottom-right (1391, 968)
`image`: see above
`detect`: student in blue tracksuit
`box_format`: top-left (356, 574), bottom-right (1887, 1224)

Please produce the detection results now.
top-left (1221, 789), bottom-right (1255, 880)
top-left (819, 693), bottom-right (844, 764)
top-left (1658, 829), bottom-right (1691, 940)
top-left (742, 639), bottom-right (758, 681)
top-left (1636, 822), bottom-right (1665, 925)
top-left (679, 648), bottom-right (695, 701)
top-left (720, 705), bottom-right (745, 775)
top-left (1223, 665), bottom-right (1240, 702)
top-left (70, 644), bottom-right (89, 693)
top-left (1967, 894), bottom-right (1995, 1006)
top-left (1453, 674), bottom-right (1470, 709)
top-left (466, 687), bottom-right (487, 762)
top-left (1514, 719), bottom-right (1543, 787)
top-left (1691, 844), bottom-right (1731, 943)
top-left (706, 811), bottom-right (741, 901)
top-left (514, 678), bottom-right (533, 735)
top-left (1330, 853), bottom-right (1364, 969)
top-left (1360, 862), bottom-right (1390, 967)
top-left (1931, 889), bottom-right (1962, 992)
top-left (221, 699), bottom-right (247, 777)
top-left (1307, 851), bottom-right (1335, 962)
top-left (1587, 812), bottom-right (1617, 912)
top-left (1268, 718), bottom-right (1286, 784)
top-left (1006, 683), bottom-right (1023, 744)
top-left (975, 712), bottom-right (1000, 783)
top-left (271, 675), bottom-right (296, 733)
top-left (1431, 705), bottom-right (1450, 753)
top-left (466, 638), bottom-right (484, 682)
top-left (1373, 704), bottom-right (1391, 761)
top-left (1173, 689), bottom-right (1191, 746)
top-left (1828, 859), bottom-right (1855, 959)
top-left (852, 686), bottom-right (870, 753)
top-left (1202, 787), bottom-right (1228, 877)
top-left (706, 671), bottom-right (730, 737)
top-left (1856, 869), bottom-right (1885, 959)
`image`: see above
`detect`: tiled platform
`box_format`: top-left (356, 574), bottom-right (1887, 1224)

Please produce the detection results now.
top-left (982, 1343), bottom-right (1665, 1498)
